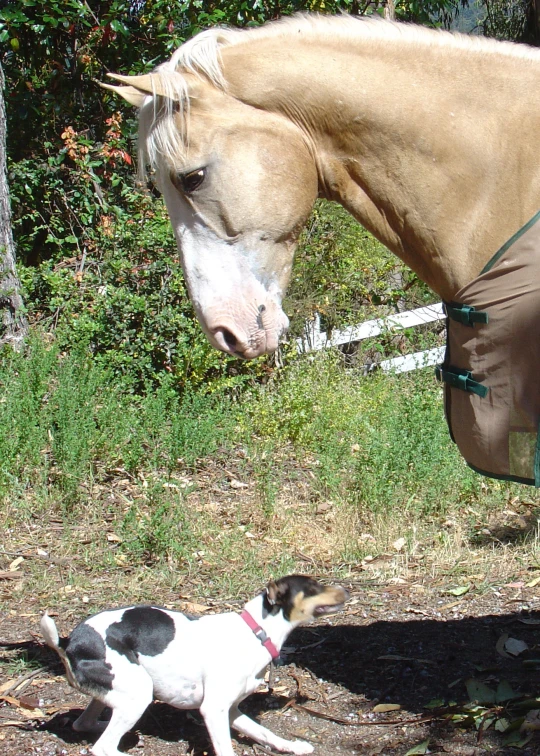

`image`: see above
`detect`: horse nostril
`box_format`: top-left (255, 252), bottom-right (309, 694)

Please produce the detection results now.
top-left (222, 329), bottom-right (237, 350)
top-left (212, 327), bottom-right (246, 356)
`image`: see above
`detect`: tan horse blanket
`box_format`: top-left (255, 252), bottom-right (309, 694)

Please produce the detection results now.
top-left (436, 211), bottom-right (540, 487)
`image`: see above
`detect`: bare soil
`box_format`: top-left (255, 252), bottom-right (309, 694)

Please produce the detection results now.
top-left (3, 581), bottom-right (540, 756)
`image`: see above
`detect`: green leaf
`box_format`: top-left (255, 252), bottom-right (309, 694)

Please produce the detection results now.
top-left (424, 698), bottom-right (445, 709)
top-left (445, 585), bottom-right (470, 596)
top-left (477, 716), bottom-right (495, 731)
top-left (110, 19), bottom-right (128, 35)
top-left (501, 731), bottom-right (533, 748)
top-left (510, 697), bottom-right (540, 711)
top-left (465, 679), bottom-right (496, 705)
top-left (405, 740), bottom-right (430, 755)
top-left (496, 680), bottom-right (520, 703)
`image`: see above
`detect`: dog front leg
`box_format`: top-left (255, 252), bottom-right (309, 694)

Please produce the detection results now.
top-left (230, 706), bottom-right (314, 755)
top-left (200, 699), bottom-right (237, 756)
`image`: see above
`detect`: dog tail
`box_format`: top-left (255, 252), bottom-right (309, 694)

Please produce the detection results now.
top-left (41, 612), bottom-right (61, 651)
top-left (40, 612), bottom-right (78, 687)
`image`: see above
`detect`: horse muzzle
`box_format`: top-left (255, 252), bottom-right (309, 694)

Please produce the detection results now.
top-left (205, 305), bottom-right (288, 359)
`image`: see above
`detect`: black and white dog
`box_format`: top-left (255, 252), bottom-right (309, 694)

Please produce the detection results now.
top-left (41, 575), bottom-right (348, 756)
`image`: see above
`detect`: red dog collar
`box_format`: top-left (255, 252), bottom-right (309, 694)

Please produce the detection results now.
top-left (240, 610), bottom-right (281, 661)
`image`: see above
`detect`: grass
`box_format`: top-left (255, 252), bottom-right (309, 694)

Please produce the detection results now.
top-left (1, 336), bottom-right (540, 615)
top-left (244, 354), bottom-right (475, 508)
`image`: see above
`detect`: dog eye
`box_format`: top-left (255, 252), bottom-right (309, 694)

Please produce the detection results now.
top-left (174, 168), bottom-right (206, 194)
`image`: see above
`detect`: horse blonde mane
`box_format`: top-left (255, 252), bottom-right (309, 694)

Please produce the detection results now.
top-left (139, 14), bottom-right (540, 172)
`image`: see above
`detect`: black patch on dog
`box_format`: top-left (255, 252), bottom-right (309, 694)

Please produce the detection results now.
top-left (105, 606), bottom-right (175, 663)
top-left (263, 575), bottom-right (325, 621)
top-left (66, 623), bottom-right (114, 693)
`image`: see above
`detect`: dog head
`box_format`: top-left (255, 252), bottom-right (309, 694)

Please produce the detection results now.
top-left (264, 575), bottom-right (349, 624)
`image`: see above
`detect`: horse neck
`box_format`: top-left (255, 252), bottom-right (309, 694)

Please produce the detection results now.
top-left (222, 22), bottom-right (540, 299)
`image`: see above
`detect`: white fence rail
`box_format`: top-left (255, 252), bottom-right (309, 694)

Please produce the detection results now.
top-left (297, 302), bottom-right (446, 374)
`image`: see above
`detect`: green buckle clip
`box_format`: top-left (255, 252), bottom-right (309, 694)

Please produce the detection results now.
top-left (444, 302), bottom-right (489, 327)
top-left (435, 365), bottom-right (489, 398)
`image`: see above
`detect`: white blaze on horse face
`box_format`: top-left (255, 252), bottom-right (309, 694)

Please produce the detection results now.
top-left (161, 174), bottom-right (291, 359)
top-left (154, 94), bottom-right (318, 358)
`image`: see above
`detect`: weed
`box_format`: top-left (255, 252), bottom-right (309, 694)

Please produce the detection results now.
top-left (0, 650), bottom-right (43, 678)
top-left (120, 487), bottom-right (197, 565)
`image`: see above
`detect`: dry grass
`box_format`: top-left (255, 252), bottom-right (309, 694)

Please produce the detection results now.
top-left (2, 448), bottom-right (540, 622)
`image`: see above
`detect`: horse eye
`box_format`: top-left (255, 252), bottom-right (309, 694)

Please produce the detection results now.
top-left (175, 168), bottom-right (206, 194)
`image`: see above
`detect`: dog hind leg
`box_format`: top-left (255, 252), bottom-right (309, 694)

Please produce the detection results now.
top-left (89, 665), bottom-right (153, 756)
top-left (73, 698), bottom-right (108, 733)
top-left (230, 706), bottom-right (314, 755)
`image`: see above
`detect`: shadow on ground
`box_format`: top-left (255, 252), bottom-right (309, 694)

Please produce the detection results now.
top-left (290, 610), bottom-right (540, 710)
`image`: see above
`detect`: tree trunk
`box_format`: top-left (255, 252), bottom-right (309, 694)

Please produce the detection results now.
top-left (534, 0), bottom-right (540, 44)
top-left (0, 62), bottom-right (27, 349)
top-left (384, 0), bottom-right (396, 21)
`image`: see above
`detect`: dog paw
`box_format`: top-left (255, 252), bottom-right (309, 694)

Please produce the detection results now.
top-left (91, 746), bottom-right (123, 756)
top-left (289, 741), bottom-right (314, 755)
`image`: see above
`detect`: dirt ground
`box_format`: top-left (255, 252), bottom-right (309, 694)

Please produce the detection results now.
top-left (3, 579), bottom-right (540, 756)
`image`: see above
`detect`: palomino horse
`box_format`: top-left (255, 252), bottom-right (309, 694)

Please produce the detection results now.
top-left (103, 14), bottom-right (540, 360)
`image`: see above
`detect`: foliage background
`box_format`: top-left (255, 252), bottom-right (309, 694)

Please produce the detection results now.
top-left (1, 0), bottom-right (476, 390)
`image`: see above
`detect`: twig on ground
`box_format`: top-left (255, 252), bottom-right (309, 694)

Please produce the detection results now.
top-left (288, 701), bottom-right (436, 728)
top-left (303, 667), bottom-right (329, 705)
top-left (253, 744), bottom-right (280, 756)
top-left (0, 721), bottom-right (27, 728)
top-left (1, 668), bottom-right (46, 697)
top-left (267, 661), bottom-right (277, 693)
top-left (289, 665), bottom-right (312, 700)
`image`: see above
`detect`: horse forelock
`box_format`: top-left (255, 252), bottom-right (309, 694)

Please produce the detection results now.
top-left (138, 78), bottom-right (190, 176)
top-left (138, 28), bottom-right (238, 174)
top-left (167, 28), bottom-right (235, 90)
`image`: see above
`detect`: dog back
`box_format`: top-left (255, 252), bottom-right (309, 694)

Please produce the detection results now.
top-left (65, 606), bottom-right (191, 696)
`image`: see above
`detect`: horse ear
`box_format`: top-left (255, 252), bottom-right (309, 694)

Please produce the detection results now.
top-left (97, 81), bottom-right (148, 108)
top-left (266, 581), bottom-right (279, 606)
top-left (106, 72), bottom-right (185, 101)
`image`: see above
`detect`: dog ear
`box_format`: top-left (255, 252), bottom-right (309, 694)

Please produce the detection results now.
top-left (266, 580), bottom-right (279, 606)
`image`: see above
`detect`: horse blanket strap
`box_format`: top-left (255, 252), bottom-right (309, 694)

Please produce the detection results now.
top-left (437, 209), bottom-right (540, 487)
top-left (435, 366), bottom-right (488, 399)
top-left (240, 610), bottom-right (281, 662)
top-left (444, 302), bottom-right (489, 327)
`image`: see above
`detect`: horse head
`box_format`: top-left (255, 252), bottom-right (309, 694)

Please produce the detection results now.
top-left (103, 50), bottom-right (318, 359)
